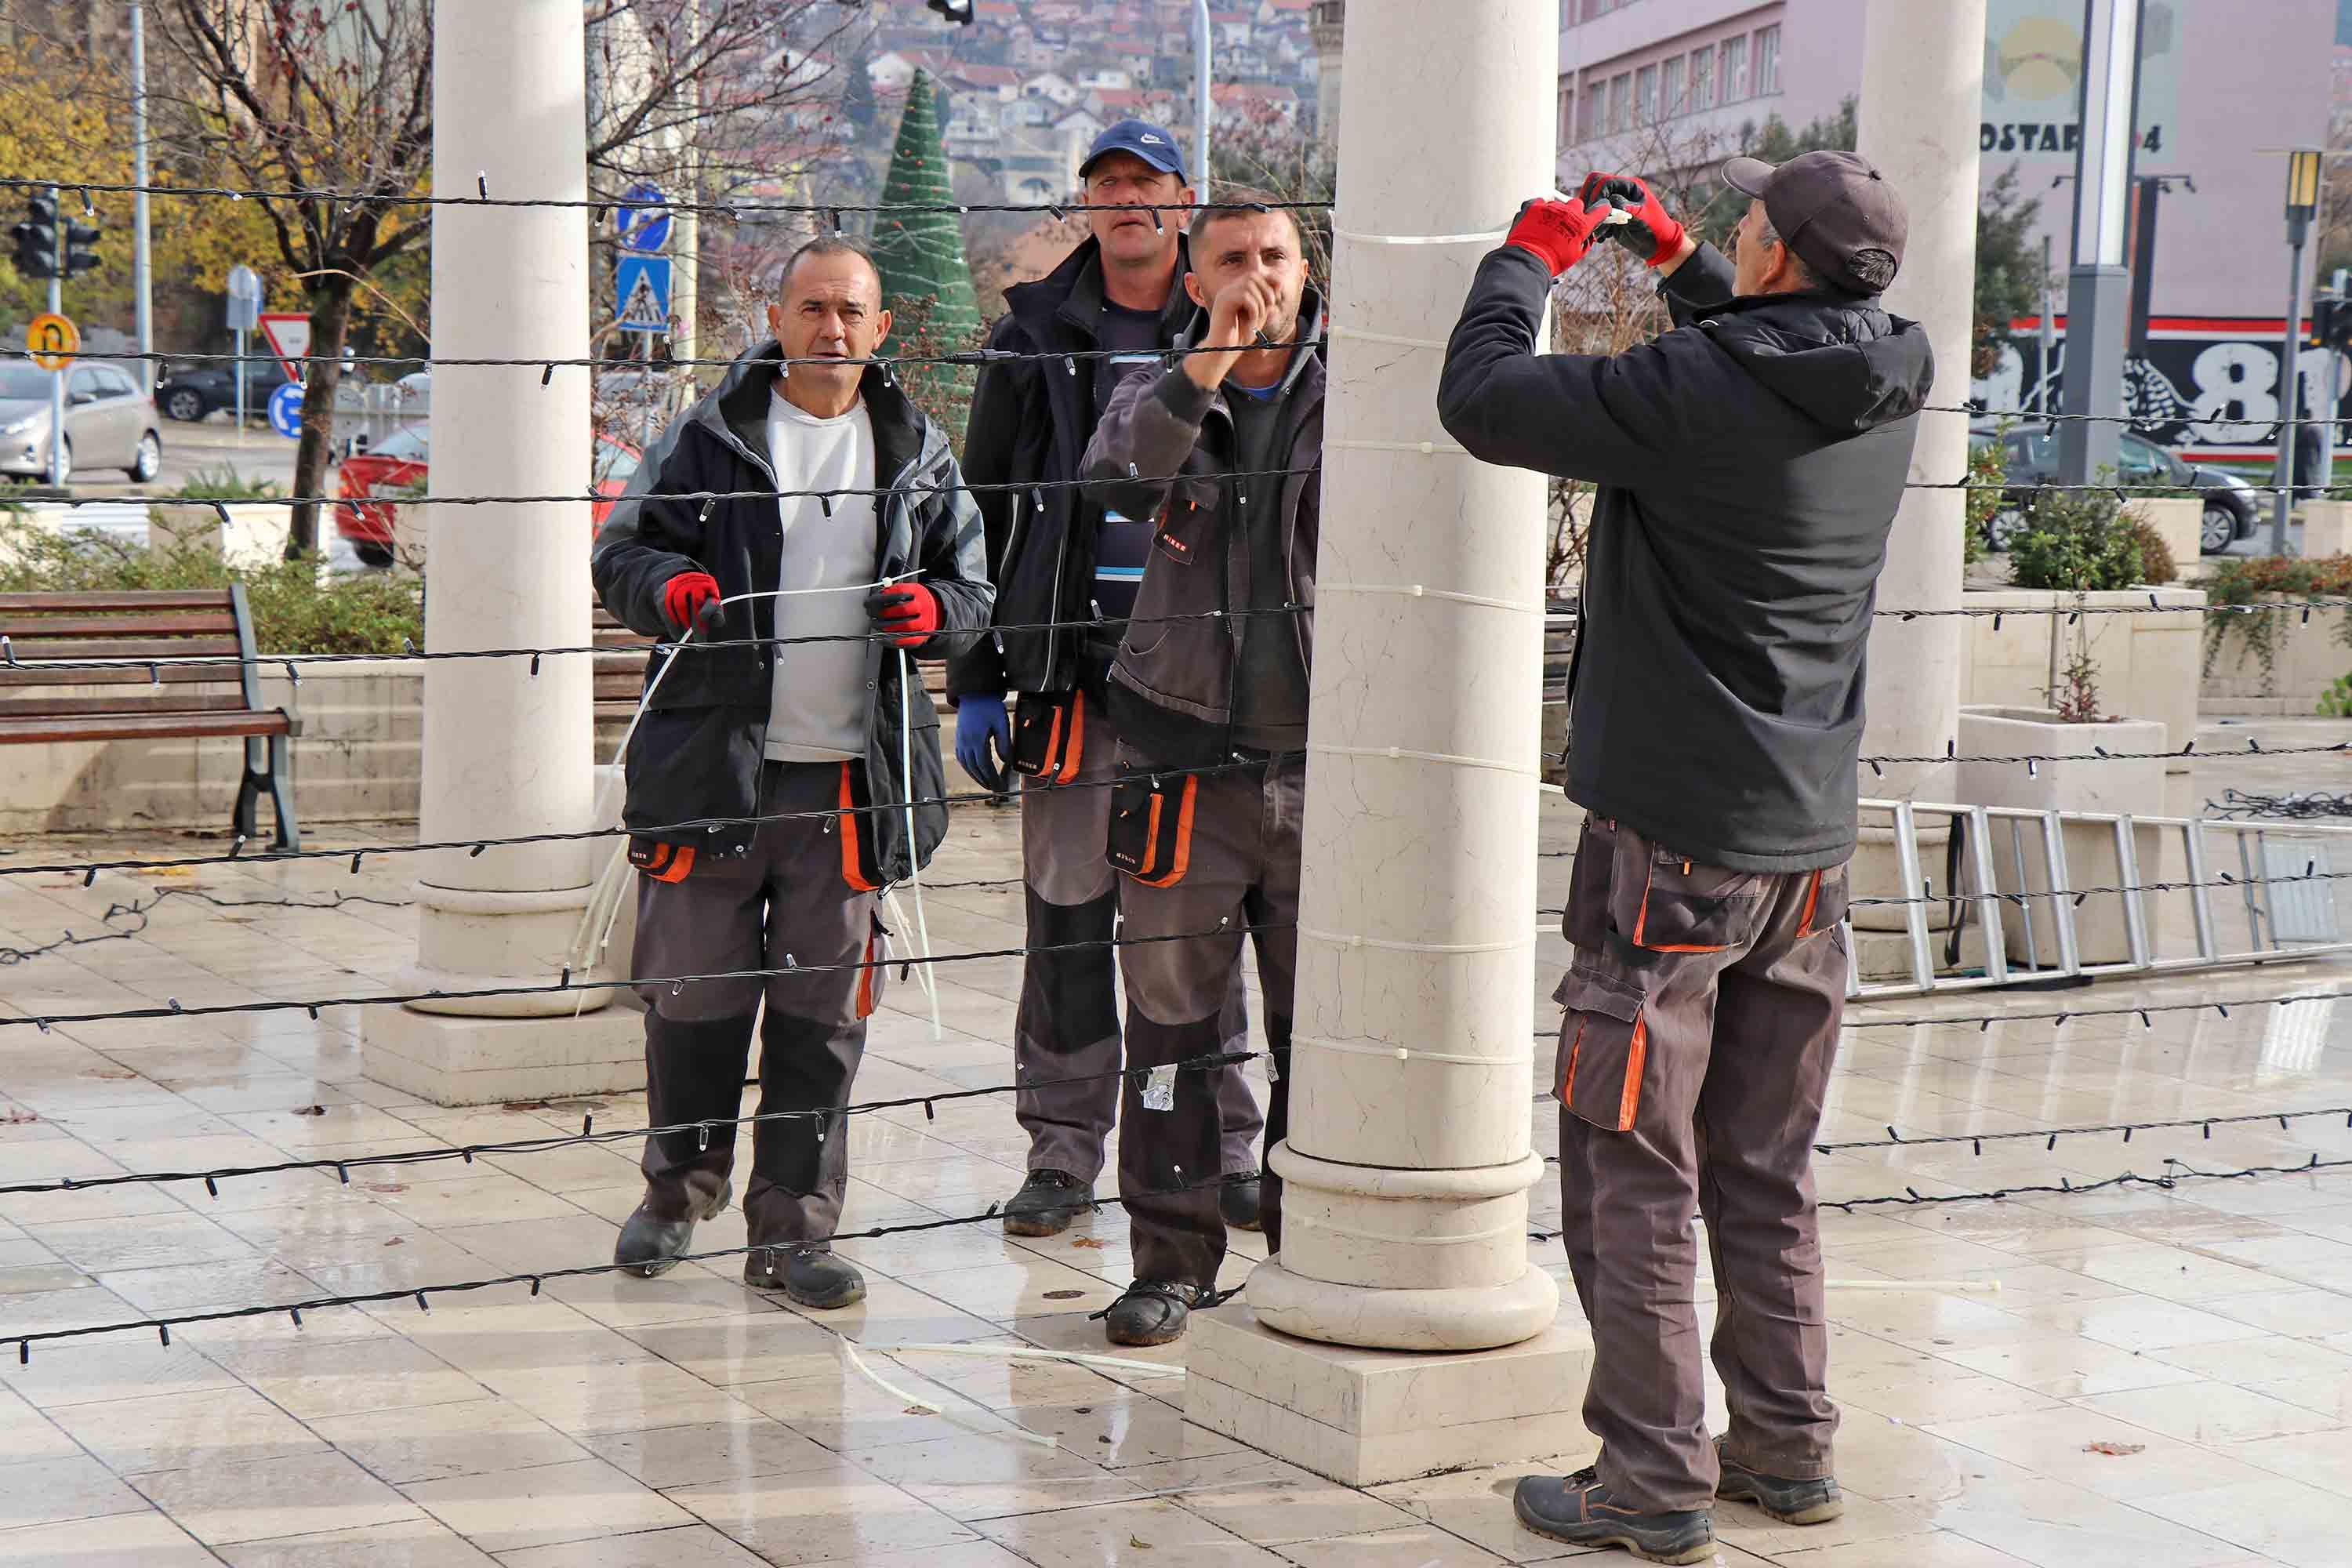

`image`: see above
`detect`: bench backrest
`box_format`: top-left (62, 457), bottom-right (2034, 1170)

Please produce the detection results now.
top-left (0, 588), bottom-right (267, 720)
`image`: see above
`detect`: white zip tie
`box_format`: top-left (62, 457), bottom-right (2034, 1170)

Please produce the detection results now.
top-left (866, 1342), bottom-right (1185, 1377)
top-left (1316, 582), bottom-right (1543, 614)
top-left (836, 1336), bottom-right (1058, 1449)
top-left (1325, 324), bottom-right (1450, 350)
top-left (1294, 1033), bottom-right (1531, 1067)
top-left (1312, 742), bottom-right (1537, 776)
top-left (1326, 437), bottom-right (1471, 456)
top-left (1299, 927), bottom-right (1523, 955)
top-left (1336, 226), bottom-right (1509, 245)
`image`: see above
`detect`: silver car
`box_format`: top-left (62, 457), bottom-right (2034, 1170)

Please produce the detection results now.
top-left (1, 361), bottom-right (164, 484)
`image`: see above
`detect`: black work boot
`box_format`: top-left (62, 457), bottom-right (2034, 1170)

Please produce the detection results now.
top-left (615, 1181), bottom-right (731, 1278)
top-left (1715, 1437), bottom-right (1844, 1525)
top-left (1219, 1171), bottom-right (1263, 1232)
top-left (1512, 1468), bottom-right (1715, 1565)
top-left (1095, 1279), bottom-right (1199, 1347)
top-left (1002, 1168), bottom-right (1091, 1237)
top-left (745, 1243), bottom-right (866, 1309)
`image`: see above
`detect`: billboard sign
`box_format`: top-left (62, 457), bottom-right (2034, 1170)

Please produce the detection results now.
top-left (1980, 0), bottom-right (2182, 159)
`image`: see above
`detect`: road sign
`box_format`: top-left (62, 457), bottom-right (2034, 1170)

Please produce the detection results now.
top-left (259, 312), bottom-right (311, 379)
top-left (615, 254), bottom-right (672, 335)
top-left (615, 182), bottom-right (672, 253)
top-left (25, 311), bottom-right (78, 371)
top-left (267, 381), bottom-right (305, 439)
top-left (226, 265), bottom-right (263, 332)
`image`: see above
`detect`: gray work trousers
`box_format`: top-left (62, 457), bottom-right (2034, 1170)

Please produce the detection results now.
top-left (632, 760), bottom-right (884, 1247)
top-left (1113, 748), bottom-right (1301, 1292)
top-left (1012, 701), bottom-right (1264, 1186)
top-left (1552, 815), bottom-right (1847, 1514)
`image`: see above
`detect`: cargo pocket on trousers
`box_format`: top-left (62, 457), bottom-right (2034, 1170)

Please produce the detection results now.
top-left (1106, 771), bottom-right (1196, 887)
top-left (1798, 866), bottom-right (1850, 938)
top-left (1554, 959), bottom-right (1651, 1133)
top-left (1629, 849), bottom-right (1764, 954)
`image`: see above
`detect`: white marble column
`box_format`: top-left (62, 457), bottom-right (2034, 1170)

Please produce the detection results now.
top-left (1187, 0), bottom-right (1586, 1489)
top-left (363, 0), bottom-right (641, 1104)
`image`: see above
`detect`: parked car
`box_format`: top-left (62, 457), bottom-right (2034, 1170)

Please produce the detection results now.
top-left (1972, 419), bottom-right (2260, 554)
top-left (0, 361), bottom-right (163, 483)
top-left (334, 424), bottom-right (641, 568)
top-left (154, 357), bottom-right (296, 423)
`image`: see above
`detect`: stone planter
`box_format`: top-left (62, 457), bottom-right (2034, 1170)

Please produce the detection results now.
top-left (2133, 495), bottom-right (2203, 574)
top-left (1960, 584), bottom-right (2201, 819)
top-left (139, 500), bottom-right (291, 564)
top-left (2201, 593), bottom-right (2352, 716)
top-left (1956, 705), bottom-right (2169, 967)
top-left (2302, 499), bottom-right (2352, 558)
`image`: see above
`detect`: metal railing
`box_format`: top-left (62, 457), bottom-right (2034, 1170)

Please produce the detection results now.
top-left (1846, 797), bottom-right (2352, 999)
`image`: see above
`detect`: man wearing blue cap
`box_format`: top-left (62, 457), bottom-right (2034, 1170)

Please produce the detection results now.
top-left (951, 121), bottom-right (1266, 1239)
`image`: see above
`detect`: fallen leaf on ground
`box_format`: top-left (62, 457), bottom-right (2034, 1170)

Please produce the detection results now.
top-left (292, 1105), bottom-right (327, 1116)
top-left (2084, 1441), bottom-right (2145, 1457)
top-left (365, 1183), bottom-right (407, 1193)
top-left (1044, 1288), bottom-right (1085, 1299)
top-left (1070, 1236), bottom-right (1107, 1249)
top-left (1128, 1537), bottom-right (1152, 1549)
top-left (383, 1236), bottom-right (405, 1247)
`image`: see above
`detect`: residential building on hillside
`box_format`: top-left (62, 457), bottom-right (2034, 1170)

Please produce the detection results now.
top-left (1559, 0), bottom-right (2339, 459)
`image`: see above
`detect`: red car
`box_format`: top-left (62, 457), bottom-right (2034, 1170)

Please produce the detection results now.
top-left (334, 426), bottom-right (641, 568)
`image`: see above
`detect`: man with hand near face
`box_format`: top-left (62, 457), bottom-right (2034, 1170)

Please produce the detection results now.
top-left (1080, 193), bottom-right (1323, 1346)
top-left (952, 121), bottom-right (1267, 1243)
top-left (592, 237), bottom-right (992, 1310)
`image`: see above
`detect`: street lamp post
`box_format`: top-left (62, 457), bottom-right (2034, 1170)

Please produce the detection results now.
top-left (2274, 147), bottom-right (2322, 557)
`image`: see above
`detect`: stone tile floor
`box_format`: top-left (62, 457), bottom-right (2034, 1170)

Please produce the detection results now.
top-left (4, 724), bottom-right (2352, 1566)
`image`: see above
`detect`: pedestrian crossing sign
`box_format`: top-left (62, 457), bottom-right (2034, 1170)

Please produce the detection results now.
top-left (615, 254), bottom-right (672, 336)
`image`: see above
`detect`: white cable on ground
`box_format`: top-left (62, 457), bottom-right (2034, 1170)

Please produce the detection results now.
top-left (865, 1341), bottom-right (1185, 1377)
top-left (836, 1334), bottom-right (1060, 1449)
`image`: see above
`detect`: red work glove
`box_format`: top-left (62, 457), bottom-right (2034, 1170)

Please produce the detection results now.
top-left (660, 571), bottom-right (720, 636)
top-left (866, 583), bottom-right (942, 649)
top-left (1576, 172), bottom-right (1688, 267)
top-left (1503, 198), bottom-right (1608, 278)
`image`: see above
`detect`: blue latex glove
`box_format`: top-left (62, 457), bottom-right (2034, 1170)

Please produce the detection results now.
top-left (955, 694), bottom-right (1011, 792)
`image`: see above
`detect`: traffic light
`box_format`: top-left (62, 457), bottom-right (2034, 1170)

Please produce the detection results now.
top-left (63, 216), bottom-right (100, 276)
top-left (927, 0), bottom-right (974, 22)
top-left (10, 194), bottom-right (60, 279)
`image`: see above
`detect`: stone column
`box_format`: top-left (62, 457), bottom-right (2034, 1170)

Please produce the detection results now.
top-left (1187, 0), bottom-right (1585, 1489)
top-left (1847, 0), bottom-right (1984, 970)
top-left (364, 0), bottom-right (641, 1105)
top-left (1309, 0), bottom-right (1345, 157)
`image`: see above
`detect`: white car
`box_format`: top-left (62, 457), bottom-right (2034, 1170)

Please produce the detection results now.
top-left (0, 361), bottom-right (163, 483)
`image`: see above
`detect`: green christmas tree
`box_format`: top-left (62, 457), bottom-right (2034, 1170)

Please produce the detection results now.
top-left (871, 69), bottom-right (982, 445)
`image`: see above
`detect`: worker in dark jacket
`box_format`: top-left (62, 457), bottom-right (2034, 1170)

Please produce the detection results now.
top-left (951, 120), bottom-right (1265, 1240)
top-left (1080, 194), bottom-right (1323, 1347)
top-left (591, 238), bottom-right (992, 1311)
top-left (1439, 153), bottom-right (1933, 1564)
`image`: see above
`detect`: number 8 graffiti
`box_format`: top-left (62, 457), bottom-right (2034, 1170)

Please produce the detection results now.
top-left (2187, 343), bottom-right (2342, 447)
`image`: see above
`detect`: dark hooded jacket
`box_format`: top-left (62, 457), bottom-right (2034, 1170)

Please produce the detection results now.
top-left (949, 234), bottom-right (1198, 703)
top-left (591, 346), bottom-right (993, 881)
top-left (1438, 241), bottom-right (1935, 872)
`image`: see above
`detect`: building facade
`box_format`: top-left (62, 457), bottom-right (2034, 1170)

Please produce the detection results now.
top-left (1559, 0), bottom-right (2340, 459)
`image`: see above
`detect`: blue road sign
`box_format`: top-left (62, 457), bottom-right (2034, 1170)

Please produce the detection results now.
top-left (267, 380), bottom-right (305, 439)
top-left (615, 183), bottom-right (672, 254)
top-left (615, 254), bottom-right (673, 336)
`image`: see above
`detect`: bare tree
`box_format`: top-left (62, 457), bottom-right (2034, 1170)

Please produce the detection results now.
top-left (150, 0), bottom-right (864, 559)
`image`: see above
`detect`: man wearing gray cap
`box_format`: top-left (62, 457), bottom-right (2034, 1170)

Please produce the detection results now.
top-left (1438, 151), bottom-right (1935, 1563)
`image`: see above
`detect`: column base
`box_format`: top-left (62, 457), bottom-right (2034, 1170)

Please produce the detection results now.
top-left (1245, 1252), bottom-right (1559, 1351)
top-left (1187, 1300), bottom-right (1592, 1486)
top-left (364, 1001), bottom-right (645, 1106)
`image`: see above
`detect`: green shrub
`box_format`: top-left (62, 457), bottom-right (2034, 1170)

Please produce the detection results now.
top-left (0, 517), bottom-right (422, 655)
top-left (2007, 486), bottom-right (2156, 592)
top-left (2199, 553), bottom-right (2352, 691)
top-left (1961, 433), bottom-right (2005, 567)
top-left (167, 466), bottom-right (281, 500)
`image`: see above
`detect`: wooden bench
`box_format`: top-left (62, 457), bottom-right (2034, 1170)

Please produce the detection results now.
top-left (0, 588), bottom-right (302, 849)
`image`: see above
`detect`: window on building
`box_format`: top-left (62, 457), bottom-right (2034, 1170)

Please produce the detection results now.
top-left (1690, 45), bottom-right (1714, 110)
top-left (1661, 53), bottom-right (1686, 117)
top-left (1560, 85), bottom-right (1575, 143)
top-left (1607, 71), bottom-right (1631, 132)
top-left (1577, 82), bottom-right (1602, 140)
top-left (1755, 24), bottom-right (1781, 96)
top-left (1634, 64), bottom-right (1657, 124)
top-left (1720, 33), bottom-right (1748, 102)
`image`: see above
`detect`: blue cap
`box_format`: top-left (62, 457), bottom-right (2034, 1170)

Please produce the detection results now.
top-left (1080, 120), bottom-right (1188, 184)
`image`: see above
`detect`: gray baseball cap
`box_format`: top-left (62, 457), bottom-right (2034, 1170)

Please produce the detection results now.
top-left (1722, 150), bottom-right (1907, 296)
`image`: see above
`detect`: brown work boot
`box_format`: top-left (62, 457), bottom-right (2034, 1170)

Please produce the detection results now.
top-left (1512, 1468), bottom-right (1715, 1565)
top-left (1715, 1437), bottom-right (1843, 1524)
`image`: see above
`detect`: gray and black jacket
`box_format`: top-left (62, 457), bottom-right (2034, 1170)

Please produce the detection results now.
top-left (1439, 241), bottom-right (1934, 873)
top-left (591, 345), bottom-right (993, 881)
top-left (1080, 291), bottom-right (1327, 768)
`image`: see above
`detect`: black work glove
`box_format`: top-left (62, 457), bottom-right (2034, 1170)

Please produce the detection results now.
top-left (1576, 172), bottom-right (1689, 267)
